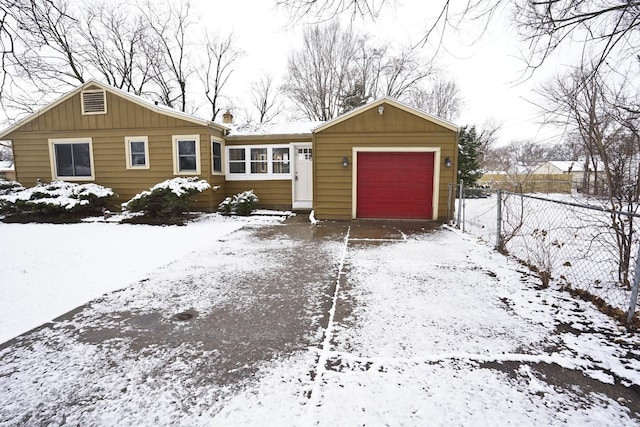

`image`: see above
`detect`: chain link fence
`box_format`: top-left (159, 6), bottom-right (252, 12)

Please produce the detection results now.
top-left (459, 188), bottom-right (640, 325)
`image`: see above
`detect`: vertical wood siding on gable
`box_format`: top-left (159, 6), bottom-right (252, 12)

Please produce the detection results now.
top-left (15, 92), bottom-right (198, 133)
top-left (320, 104), bottom-right (445, 135)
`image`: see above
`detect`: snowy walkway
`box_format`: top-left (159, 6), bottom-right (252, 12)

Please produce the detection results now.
top-left (0, 217), bottom-right (638, 425)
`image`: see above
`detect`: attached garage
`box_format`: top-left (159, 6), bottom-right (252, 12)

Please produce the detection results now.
top-left (356, 151), bottom-right (435, 219)
top-left (312, 97), bottom-right (458, 221)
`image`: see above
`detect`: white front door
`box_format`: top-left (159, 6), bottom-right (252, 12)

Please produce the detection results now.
top-left (292, 144), bottom-right (313, 209)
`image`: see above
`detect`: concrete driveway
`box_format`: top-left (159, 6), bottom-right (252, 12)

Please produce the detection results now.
top-left (0, 215), bottom-right (638, 425)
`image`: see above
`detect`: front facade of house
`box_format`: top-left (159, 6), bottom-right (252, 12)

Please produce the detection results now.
top-left (0, 80), bottom-right (459, 221)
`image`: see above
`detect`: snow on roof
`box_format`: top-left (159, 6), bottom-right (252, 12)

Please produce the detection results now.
top-left (0, 160), bottom-right (14, 171)
top-left (227, 121), bottom-right (324, 137)
top-left (547, 161), bottom-right (584, 172)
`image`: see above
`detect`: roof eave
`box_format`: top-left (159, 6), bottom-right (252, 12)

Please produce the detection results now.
top-left (313, 96), bottom-right (459, 133)
top-left (225, 132), bottom-right (313, 140)
top-left (0, 79), bottom-right (226, 139)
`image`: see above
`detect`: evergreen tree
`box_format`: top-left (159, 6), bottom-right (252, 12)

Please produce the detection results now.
top-left (339, 82), bottom-right (368, 114)
top-left (458, 125), bottom-right (484, 186)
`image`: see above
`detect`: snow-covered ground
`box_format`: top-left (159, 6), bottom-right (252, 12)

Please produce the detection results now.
top-left (0, 213), bottom-right (286, 344)
top-left (0, 216), bottom-right (639, 425)
top-left (462, 193), bottom-right (640, 315)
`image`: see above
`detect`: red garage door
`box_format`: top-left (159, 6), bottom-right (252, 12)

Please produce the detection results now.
top-left (357, 151), bottom-right (434, 219)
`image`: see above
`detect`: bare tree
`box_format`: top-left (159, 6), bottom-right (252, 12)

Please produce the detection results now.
top-left (375, 45), bottom-right (433, 100)
top-left (283, 21), bottom-right (357, 120)
top-left (482, 137), bottom-right (554, 174)
top-left (278, 0), bottom-right (640, 75)
top-left (512, 0), bottom-right (640, 73)
top-left (2, 0), bottom-right (159, 115)
top-left (276, 0), bottom-right (389, 22)
top-left (80, 2), bottom-right (150, 95)
top-left (200, 33), bottom-right (241, 121)
top-left (482, 144), bottom-right (512, 173)
top-left (536, 64), bottom-right (631, 196)
top-left (538, 62), bottom-right (640, 286)
top-left (249, 74), bottom-right (282, 123)
top-left (10, 0), bottom-right (86, 90)
top-left (284, 21), bottom-right (434, 120)
top-left (410, 76), bottom-right (463, 121)
top-left (140, 0), bottom-right (193, 112)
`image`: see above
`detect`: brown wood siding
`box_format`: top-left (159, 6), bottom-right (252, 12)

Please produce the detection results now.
top-left (15, 92), bottom-right (200, 134)
top-left (320, 104), bottom-right (453, 135)
top-left (314, 107), bottom-right (457, 221)
top-left (224, 180), bottom-right (292, 209)
top-left (7, 91), bottom-right (227, 212)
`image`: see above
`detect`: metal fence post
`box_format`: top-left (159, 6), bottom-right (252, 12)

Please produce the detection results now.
top-left (447, 183), bottom-right (453, 224)
top-left (462, 181), bottom-right (467, 233)
top-left (496, 189), bottom-right (502, 250)
top-left (627, 243), bottom-right (640, 323)
top-left (457, 179), bottom-right (464, 230)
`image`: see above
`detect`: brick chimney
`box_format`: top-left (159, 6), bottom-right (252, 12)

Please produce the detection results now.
top-left (222, 110), bottom-right (233, 124)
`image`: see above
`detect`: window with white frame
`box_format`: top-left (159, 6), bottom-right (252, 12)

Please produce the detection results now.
top-left (212, 138), bottom-right (223, 174)
top-left (250, 148), bottom-right (268, 174)
top-left (172, 135), bottom-right (200, 175)
top-left (226, 145), bottom-right (292, 180)
top-left (125, 136), bottom-right (149, 169)
top-left (49, 138), bottom-right (95, 180)
top-left (228, 148), bottom-right (245, 173)
top-left (272, 147), bottom-right (290, 173)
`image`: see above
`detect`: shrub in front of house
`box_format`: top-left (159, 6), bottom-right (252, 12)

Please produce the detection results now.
top-left (123, 177), bottom-right (211, 222)
top-left (0, 180), bottom-right (114, 221)
top-left (218, 190), bottom-right (259, 216)
top-left (0, 179), bottom-right (24, 196)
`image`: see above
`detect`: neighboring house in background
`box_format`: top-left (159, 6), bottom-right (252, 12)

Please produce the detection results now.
top-left (0, 160), bottom-right (15, 181)
top-left (533, 161), bottom-right (584, 190)
top-left (0, 80), bottom-right (459, 221)
top-left (507, 163), bottom-right (539, 176)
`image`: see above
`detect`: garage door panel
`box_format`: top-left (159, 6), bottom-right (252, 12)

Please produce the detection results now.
top-left (357, 152), bottom-right (434, 219)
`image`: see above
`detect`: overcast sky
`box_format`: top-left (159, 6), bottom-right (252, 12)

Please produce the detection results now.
top-left (193, 0), bottom-right (569, 146)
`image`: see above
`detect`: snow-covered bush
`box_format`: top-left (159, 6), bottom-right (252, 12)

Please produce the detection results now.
top-left (218, 190), bottom-right (259, 216)
top-left (123, 177), bottom-right (210, 220)
top-left (0, 179), bottom-right (24, 196)
top-left (0, 180), bottom-right (114, 219)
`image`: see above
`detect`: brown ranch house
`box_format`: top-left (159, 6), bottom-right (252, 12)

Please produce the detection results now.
top-left (0, 80), bottom-right (459, 221)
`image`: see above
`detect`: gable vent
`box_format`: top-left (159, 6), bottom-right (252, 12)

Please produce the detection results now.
top-left (81, 90), bottom-right (107, 115)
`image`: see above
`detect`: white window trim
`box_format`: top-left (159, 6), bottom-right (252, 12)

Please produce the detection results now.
top-left (172, 134), bottom-right (201, 175)
top-left (225, 145), bottom-right (293, 181)
top-left (211, 137), bottom-right (225, 175)
top-left (351, 147), bottom-right (441, 221)
top-left (48, 137), bottom-right (96, 181)
top-left (125, 136), bottom-right (150, 170)
top-left (81, 89), bottom-right (107, 115)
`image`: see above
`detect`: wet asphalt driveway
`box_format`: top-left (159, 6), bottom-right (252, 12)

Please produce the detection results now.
top-left (0, 215), bottom-right (638, 425)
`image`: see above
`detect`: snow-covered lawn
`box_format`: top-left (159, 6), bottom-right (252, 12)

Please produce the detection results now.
top-left (463, 193), bottom-right (640, 315)
top-left (0, 217), bottom-right (638, 425)
top-left (0, 214), bottom-right (285, 344)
